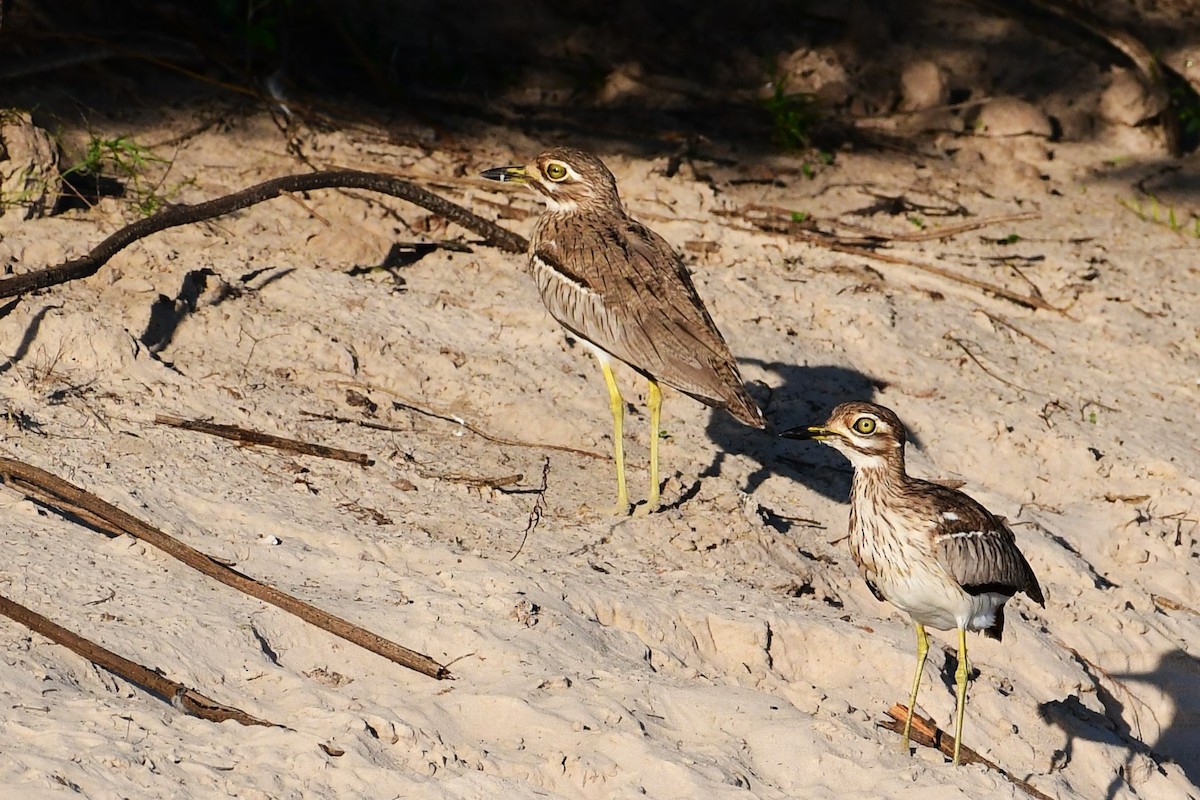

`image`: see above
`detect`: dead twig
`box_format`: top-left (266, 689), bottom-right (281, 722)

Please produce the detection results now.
top-left (1152, 594), bottom-right (1198, 615)
top-left (742, 212), bottom-right (1066, 314)
top-left (511, 458), bottom-right (551, 561)
top-left (299, 410), bottom-right (410, 433)
top-left (0, 593), bottom-right (279, 727)
top-left (977, 308), bottom-right (1054, 352)
top-left (381, 392), bottom-right (609, 462)
top-left (839, 211), bottom-right (1041, 243)
top-left (880, 704), bottom-right (1053, 799)
top-left (0, 456), bottom-right (450, 680)
top-left (0, 170), bottom-right (528, 300)
top-left (945, 334), bottom-right (1038, 395)
top-left (155, 414), bottom-right (373, 466)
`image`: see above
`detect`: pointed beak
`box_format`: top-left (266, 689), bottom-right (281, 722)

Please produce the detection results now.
top-left (480, 165), bottom-right (528, 184)
top-left (780, 425), bottom-right (834, 442)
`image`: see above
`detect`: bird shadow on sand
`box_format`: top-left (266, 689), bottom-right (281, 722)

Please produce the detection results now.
top-left (1038, 648), bottom-right (1200, 799)
top-left (701, 359), bottom-right (913, 506)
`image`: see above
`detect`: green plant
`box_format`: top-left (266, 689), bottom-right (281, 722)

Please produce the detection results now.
top-left (63, 135), bottom-right (179, 215)
top-left (1169, 85), bottom-right (1200, 137)
top-left (1119, 192), bottom-right (1200, 238)
top-left (761, 75), bottom-right (821, 153)
top-left (215, 0), bottom-right (292, 67)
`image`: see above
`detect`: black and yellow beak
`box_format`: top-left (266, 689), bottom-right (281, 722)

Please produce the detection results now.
top-left (480, 165), bottom-right (528, 184)
top-left (780, 425), bottom-right (835, 442)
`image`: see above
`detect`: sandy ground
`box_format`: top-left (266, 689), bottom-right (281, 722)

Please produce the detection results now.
top-left (2, 11), bottom-right (1200, 798)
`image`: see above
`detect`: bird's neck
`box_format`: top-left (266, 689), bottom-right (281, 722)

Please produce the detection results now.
top-left (849, 448), bottom-right (909, 501)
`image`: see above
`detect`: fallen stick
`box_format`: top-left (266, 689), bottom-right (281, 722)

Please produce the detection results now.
top-left (729, 205), bottom-right (1066, 314)
top-left (0, 456), bottom-right (450, 680)
top-left (741, 205), bottom-right (1040, 243)
top-left (303, 404), bottom-right (610, 462)
top-left (944, 334), bottom-right (1039, 395)
top-left (749, 217), bottom-right (1067, 314)
top-left (880, 704), bottom-right (1053, 800)
top-left (0, 170), bottom-right (529, 300)
top-left (155, 414), bottom-right (373, 466)
top-left (0, 593), bottom-right (278, 727)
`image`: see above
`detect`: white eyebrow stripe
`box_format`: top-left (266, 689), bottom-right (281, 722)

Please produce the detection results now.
top-left (942, 511), bottom-right (959, 521)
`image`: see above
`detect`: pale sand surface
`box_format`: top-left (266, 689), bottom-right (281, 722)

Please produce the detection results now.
top-left (1, 52), bottom-right (1199, 800)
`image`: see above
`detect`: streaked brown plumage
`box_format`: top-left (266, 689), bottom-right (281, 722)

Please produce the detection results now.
top-left (782, 401), bottom-right (1044, 764)
top-left (482, 147), bottom-right (763, 512)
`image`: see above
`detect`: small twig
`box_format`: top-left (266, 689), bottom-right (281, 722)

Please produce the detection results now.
top-left (816, 234), bottom-right (1066, 314)
top-left (977, 308), bottom-right (1054, 352)
top-left (155, 414), bottom-right (373, 466)
top-left (299, 410), bottom-right (411, 433)
top-left (511, 458), bottom-right (551, 561)
top-left (838, 211), bottom-right (1041, 243)
top-left (0, 456), bottom-right (450, 680)
top-left (746, 216), bottom-right (1067, 313)
top-left (0, 593), bottom-right (279, 727)
top-left (379, 392), bottom-right (609, 461)
top-left (881, 704), bottom-right (1053, 799)
top-left (945, 334), bottom-right (1037, 395)
top-left (1152, 594), bottom-right (1198, 615)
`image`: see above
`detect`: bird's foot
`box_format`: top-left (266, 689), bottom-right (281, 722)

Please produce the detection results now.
top-left (631, 501), bottom-right (659, 518)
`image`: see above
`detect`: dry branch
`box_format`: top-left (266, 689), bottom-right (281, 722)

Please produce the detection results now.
top-left (0, 593), bottom-right (278, 727)
top-left (741, 209), bottom-right (1065, 314)
top-left (155, 414), bottom-right (373, 466)
top-left (0, 456), bottom-right (450, 680)
top-left (945, 334), bottom-right (1038, 395)
top-left (880, 704), bottom-right (1053, 800)
top-left (380, 391), bottom-right (609, 461)
top-left (0, 170), bottom-right (529, 300)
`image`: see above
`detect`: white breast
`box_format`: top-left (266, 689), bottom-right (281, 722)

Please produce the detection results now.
top-left (851, 498), bottom-right (998, 633)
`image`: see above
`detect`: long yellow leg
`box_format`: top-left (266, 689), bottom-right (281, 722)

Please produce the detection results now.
top-left (953, 627), bottom-right (969, 765)
top-left (598, 359), bottom-right (629, 513)
top-left (646, 379), bottom-right (662, 511)
top-left (901, 622), bottom-right (929, 754)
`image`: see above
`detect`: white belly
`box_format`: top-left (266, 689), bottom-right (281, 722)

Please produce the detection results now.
top-left (853, 511), bottom-right (1007, 633)
top-left (879, 567), bottom-right (1006, 632)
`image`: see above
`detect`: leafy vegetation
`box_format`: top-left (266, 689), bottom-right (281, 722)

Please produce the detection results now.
top-left (62, 135), bottom-right (184, 215)
top-left (761, 75), bottom-right (820, 152)
top-left (1119, 193), bottom-right (1200, 238)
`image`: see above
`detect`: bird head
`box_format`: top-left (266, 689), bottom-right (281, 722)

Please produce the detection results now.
top-left (481, 147), bottom-right (622, 214)
top-left (781, 401), bottom-right (907, 470)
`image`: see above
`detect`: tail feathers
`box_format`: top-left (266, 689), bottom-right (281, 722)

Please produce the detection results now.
top-left (713, 359), bottom-right (766, 429)
top-left (723, 386), bottom-right (766, 429)
top-left (668, 359), bottom-right (766, 429)
top-left (983, 605), bottom-right (1005, 641)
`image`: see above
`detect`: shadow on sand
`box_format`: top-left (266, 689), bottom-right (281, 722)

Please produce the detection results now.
top-left (703, 358), bottom-right (892, 503)
top-left (1039, 648), bottom-right (1200, 799)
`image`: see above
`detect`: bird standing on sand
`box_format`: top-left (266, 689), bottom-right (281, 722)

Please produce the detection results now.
top-left (482, 148), bottom-right (764, 513)
top-left (782, 402), bottom-right (1044, 764)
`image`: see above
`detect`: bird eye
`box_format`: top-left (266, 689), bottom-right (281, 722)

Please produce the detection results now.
top-left (853, 417), bottom-right (877, 435)
top-left (545, 162), bottom-right (568, 181)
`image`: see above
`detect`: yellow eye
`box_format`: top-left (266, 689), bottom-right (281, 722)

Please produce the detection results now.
top-left (853, 417), bottom-right (877, 435)
top-left (545, 162), bottom-right (568, 181)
